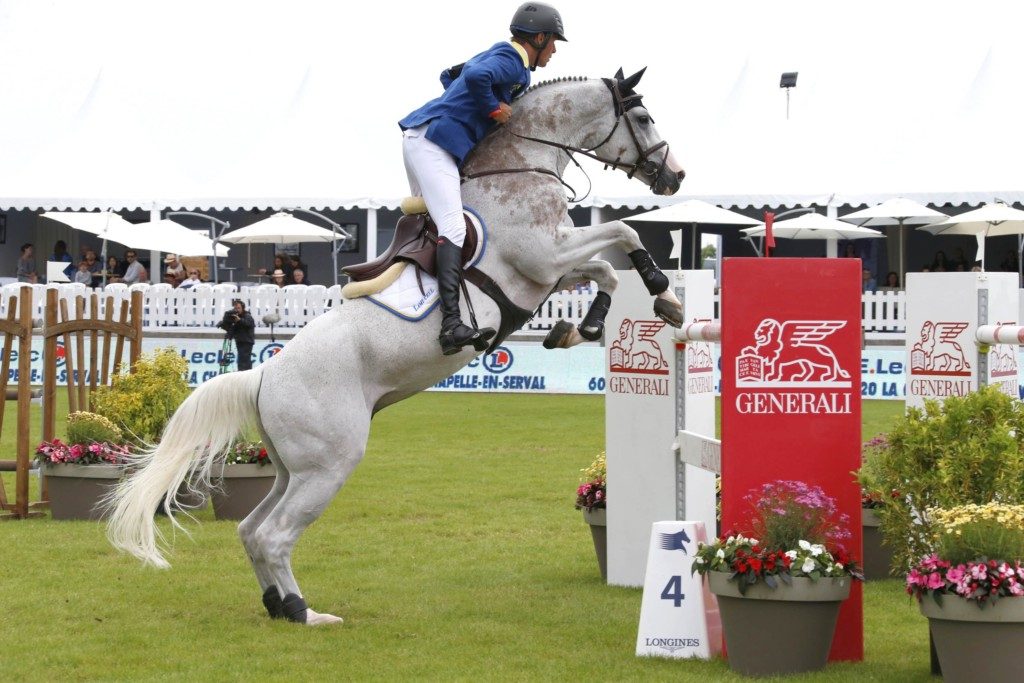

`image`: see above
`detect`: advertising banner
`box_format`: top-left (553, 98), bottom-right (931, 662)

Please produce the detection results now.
top-left (720, 258), bottom-right (863, 661)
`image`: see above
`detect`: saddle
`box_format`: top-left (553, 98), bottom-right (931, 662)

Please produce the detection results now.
top-left (342, 212), bottom-right (478, 283)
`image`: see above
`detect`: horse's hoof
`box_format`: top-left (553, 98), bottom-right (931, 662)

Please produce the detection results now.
top-left (543, 321), bottom-right (575, 349)
top-left (305, 609), bottom-right (344, 626)
top-left (653, 298), bottom-right (683, 328)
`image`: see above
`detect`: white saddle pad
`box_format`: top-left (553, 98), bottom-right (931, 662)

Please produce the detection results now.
top-left (365, 209), bottom-right (486, 321)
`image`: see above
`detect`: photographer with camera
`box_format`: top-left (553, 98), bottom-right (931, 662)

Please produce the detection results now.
top-left (217, 299), bottom-right (256, 371)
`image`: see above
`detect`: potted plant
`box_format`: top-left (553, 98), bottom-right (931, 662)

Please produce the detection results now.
top-left (692, 480), bottom-right (863, 677)
top-left (907, 502), bottom-right (1024, 680)
top-left (575, 452), bottom-right (606, 580)
top-left (36, 412), bottom-right (131, 520)
top-left (211, 440), bottom-right (275, 521)
top-left (859, 386), bottom-right (1024, 576)
top-left (858, 434), bottom-right (899, 580)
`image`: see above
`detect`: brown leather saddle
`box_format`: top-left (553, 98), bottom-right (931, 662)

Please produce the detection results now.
top-left (342, 213), bottom-right (478, 282)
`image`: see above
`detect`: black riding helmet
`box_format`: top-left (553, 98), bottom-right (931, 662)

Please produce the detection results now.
top-left (510, 2), bottom-right (567, 41)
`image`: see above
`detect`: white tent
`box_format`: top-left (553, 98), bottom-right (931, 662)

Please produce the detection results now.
top-left (1, 1), bottom-right (1023, 213)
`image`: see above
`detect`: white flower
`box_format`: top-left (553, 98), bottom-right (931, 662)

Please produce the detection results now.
top-left (785, 550), bottom-right (797, 560)
top-left (801, 557), bottom-right (817, 574)
top-left (716, 549), bottom-right (725, 559)
top-left (810, 544), bottom-right (824, 557)
top-left (695, 556), bottom-right (704, 565)
top-left (798, 540), bottom-right (811, 551)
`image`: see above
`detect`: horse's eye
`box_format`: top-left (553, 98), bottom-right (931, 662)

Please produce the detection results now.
top-left (637, 115), bottom-right (651, 125)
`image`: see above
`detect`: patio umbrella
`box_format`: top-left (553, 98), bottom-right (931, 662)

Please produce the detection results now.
top-left (103, 219), bottom-right (229, 257)
top-left (625, 199), bottom-right (760, 268)
top-left (219, 212), bottom-right (347, 284)
top-left (42, 211), bottom-right (144, 285)
top-left (742, 212), bottom-right (884, 241)
top-left (839, 198), bottom-right (947, 286)
top-left (918, 202), bottom-right (1024, 271)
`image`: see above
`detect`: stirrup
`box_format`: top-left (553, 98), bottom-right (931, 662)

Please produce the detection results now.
top-left (440, 323), bottom-right (495, 355)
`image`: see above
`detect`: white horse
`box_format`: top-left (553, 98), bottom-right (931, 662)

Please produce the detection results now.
top-left (107, 68), bottom-right (686, 625)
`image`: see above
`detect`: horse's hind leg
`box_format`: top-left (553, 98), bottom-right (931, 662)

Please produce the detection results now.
top-left (544, 260), bottom-right (618, 349)
top-left (237, 427), bottom-right (290, 619)
top-left (253, 464), bottom-right (359, 625)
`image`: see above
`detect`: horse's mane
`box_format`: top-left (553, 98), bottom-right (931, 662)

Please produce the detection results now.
top-left (524, 76), bottom-right (590, 95)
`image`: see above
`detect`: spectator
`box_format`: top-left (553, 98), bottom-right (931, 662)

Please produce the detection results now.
top-left (105, 255), bottom-right (125, 282)
top-left (258, 254), bottom-right (287, 278)
top-left (999, 249), bottom-right (1019, 272)
top-left (884, 271), bottom-right (899, 288)
top-left (291, 268), bottom-right (310, 286)
top-left (16, 243), bottom-right (37, 283)
top-left (179, 268), bottom-right (202, 289)
top-left (164, 254), bottom-right (186, 285)
top-left (952, 247), bottom-right (969, 271)
top-left (842, 243), bottom-right (858, 258)
top-left (932, 250), bottom-right (949, 272)
top-left (270, 268), bottom-right (287, 287)
top-left (121, 250), bottom-right (148, 285)
top-left (287, 254), bottom-right (306, 283)
top-left (51, 240), bottom-right (74, 279)
top-left (862, 268), bottom-right (877, 293)
top-left (82, 249), bottom-right (102, 286)
top-left (73, 261), bottom-right (93, 285)
top-left (217, 299), bottom-right (255, 371)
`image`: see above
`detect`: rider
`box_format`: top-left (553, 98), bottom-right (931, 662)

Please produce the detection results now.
top-left (399, 2), bottom-right (566, 355)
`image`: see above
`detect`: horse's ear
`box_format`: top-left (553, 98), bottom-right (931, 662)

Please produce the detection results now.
top-left (613, 67), bottom-right (624, 80)
top-left (622, 67), bottom-right (647, 91)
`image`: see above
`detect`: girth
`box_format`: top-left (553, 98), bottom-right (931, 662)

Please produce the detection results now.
top-left (463, 268), bottom-right (535, 353)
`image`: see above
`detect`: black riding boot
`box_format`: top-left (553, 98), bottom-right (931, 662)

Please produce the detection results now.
top-left (436, 238), bottom-right (495, 355)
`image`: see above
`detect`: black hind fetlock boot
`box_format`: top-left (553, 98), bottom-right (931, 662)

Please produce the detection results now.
top-left (436, 238), bottom-right (495, 355)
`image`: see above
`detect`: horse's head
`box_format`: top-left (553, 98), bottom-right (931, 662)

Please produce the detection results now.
top-left (596, 67), bottom-right (685, 196)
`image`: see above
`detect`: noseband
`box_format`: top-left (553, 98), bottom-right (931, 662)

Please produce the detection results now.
top-left (462, 79), bottom-right (674, 200)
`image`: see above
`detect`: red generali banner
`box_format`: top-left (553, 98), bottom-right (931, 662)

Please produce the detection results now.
top-left (721, 257), bottom-right (863, 661)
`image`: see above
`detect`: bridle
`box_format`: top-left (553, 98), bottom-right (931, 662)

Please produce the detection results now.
top-left (462, 78), bottom-right (673, 202)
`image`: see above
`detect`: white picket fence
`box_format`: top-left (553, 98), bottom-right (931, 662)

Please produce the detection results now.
top-left (0, 281), bottom-right (912, 338)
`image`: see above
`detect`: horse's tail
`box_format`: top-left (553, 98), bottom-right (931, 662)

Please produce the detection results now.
top-left (106, 369), bottom-right (264, 568)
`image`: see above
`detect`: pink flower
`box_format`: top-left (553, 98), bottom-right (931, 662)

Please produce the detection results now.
top-left (925, 571), bottom-right (945, 590)
top-left (946, 566), bottom-right (965, 584)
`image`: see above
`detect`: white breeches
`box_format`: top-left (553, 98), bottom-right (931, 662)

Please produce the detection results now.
top-left (402, 125), bottom-right (466, 247)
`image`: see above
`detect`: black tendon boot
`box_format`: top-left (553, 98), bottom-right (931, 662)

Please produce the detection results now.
top-left (627, 249), bottom-right (669, 295)
top-left (281, 592), bottom-right (308, 624)
top-left (262, 585), bottom-right (285, 619)
top-left (436, 238), bottom-right (495, 355)
top-left (577, 291), bottom-right (612, 341)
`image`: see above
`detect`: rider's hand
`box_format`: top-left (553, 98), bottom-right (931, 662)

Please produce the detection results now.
top-left (489, 103), bottom-right (512, 125)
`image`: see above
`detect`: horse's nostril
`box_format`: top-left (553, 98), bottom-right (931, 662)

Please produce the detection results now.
top-left (677, 170), bottom-right (686, 181)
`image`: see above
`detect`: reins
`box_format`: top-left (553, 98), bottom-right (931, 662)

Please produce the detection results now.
top-left (461, 78), bottom-right (672, 203)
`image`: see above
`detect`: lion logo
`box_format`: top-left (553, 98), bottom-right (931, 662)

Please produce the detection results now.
top-left (909, 321), bottom-right (971, 375)
top-left (736, 318), bottom-right (850, 385)
top-left (609, 319), bottom-right (668, 374)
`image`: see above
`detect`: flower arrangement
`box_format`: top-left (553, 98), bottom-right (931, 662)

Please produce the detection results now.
top-left (858, 434), bottom-right (899, 508)
top-left (574, 452), bottom-right (605, 511)
top-left (907, 502), bottom-right (1024, 607)
top-left (224, 440), bottom-right (270, 466)
top-left (90, 347), bottom-right (190, 442)
top-left (35, 439), bottom-right (131, 466)
top-left (693, 480), bottom-right (862, 593)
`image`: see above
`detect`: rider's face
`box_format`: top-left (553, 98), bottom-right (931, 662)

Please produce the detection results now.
top-left (537, 36), bottom-right (557, 68)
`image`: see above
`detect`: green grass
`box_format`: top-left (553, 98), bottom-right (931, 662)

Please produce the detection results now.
top-left (1, 396), bottom-right (920, 681)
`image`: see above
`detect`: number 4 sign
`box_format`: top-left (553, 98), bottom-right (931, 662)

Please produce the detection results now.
top-left (636, 521), bottom-right (722, 659)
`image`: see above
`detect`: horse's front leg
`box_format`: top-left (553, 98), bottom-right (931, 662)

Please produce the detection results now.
top-left (543, 260), bottom-right (618, 349)
top-left (536, 221), bottom-right (682, 327)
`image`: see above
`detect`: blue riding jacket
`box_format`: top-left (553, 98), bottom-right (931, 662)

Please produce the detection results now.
top-left (399, 42), bottom-right (530, 166)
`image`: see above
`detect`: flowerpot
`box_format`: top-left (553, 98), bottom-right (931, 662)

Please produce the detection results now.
top-left (42, 463), bottom-right (125, 521)
top-left (920, 596), bottom-right (1024, 681)
top-left (582, 507), bottom-right (607, 581)
top-left (211, 463), bottom-right (276, 521)
top-left (708, 571), bottom-right (851, 677)
top-left (861, 508), bottom-right (896, 580)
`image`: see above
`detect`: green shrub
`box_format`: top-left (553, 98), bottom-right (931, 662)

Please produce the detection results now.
top-left (930, 503), bottom-right (1024, 565)
top-left (66, 411), bottom-right (122, 444)
top-left (861, 386), bottom-right (1024, 571)
top-left (91, 348), bottom-right (190, 442)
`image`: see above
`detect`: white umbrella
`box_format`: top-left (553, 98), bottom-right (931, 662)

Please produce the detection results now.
top-left (220, 212), bottom-right (347, 284)
top-left (106, 219), bottom-right (229, 257)
top-left (839, 198), bottom-right (947, 285)
top-left (219, 212), bottom-right (341, 244)
top-left (743, 212), bottom-right (884, 240)
top-left (41, 210), bottom-right (135, 236)
top-left (625, 199), bottom-right (760, 267)
top-left (919, 202), bottom-right (1024, 271)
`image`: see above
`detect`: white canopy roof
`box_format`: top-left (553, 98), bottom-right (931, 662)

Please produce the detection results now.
top-left (2, 1), bottom-right (1023, 212)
